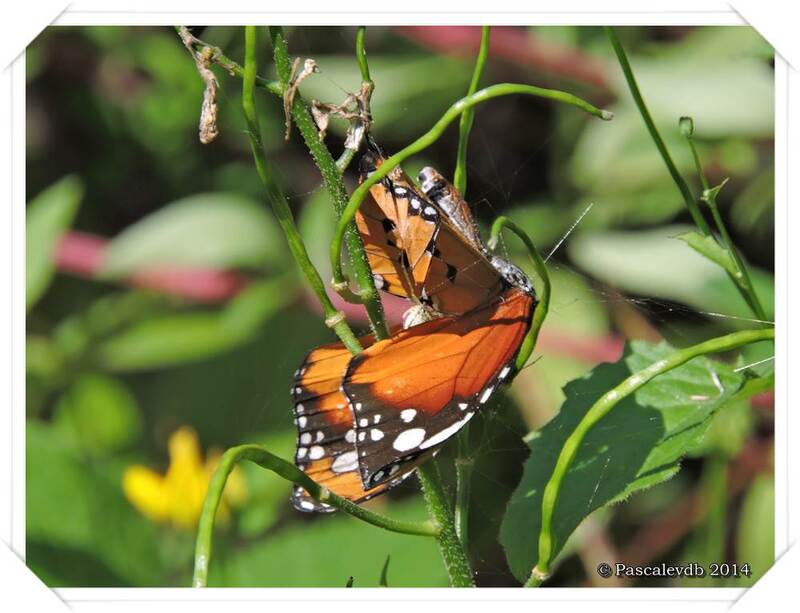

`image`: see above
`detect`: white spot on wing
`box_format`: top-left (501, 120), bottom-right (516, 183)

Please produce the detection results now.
top-left (309, 446), bottom-right (325, 460)
top-left (345, 429), bottom-right (356, 443)
top-left (370, 428), bottom-right (384, 441)
top-left (480, 386), bottom-right (495, 404)
top-left (392, 428), bottom-right (427, 452)
top-left (331, 451), bottom-right (358, 473)
top-left (420, 413), bottom-right (475, 450)
top-left (400, 408), bottom-right (417, 422)
top-left (300, 432), bottom-right (311, 445)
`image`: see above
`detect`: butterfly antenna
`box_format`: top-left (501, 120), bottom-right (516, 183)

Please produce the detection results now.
top-left (545, 202), bottom-right (594, 262)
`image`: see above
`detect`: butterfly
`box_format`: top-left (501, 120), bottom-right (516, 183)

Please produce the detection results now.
top-left (355, 148), bottom-right (516, 318)
top-left (291, 146), bottom-right (538, 512)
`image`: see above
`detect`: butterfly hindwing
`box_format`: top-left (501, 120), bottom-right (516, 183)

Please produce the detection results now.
top-left (291, 337), bottom-right (428, 511)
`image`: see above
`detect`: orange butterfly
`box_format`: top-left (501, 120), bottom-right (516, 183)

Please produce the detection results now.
top-left (291, 147), bottom-right (537, 512)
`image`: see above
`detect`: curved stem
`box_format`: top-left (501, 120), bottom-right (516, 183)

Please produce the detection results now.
top-left (488, 216), bottom-right (551, 371)
top-left (269, 27), bottom-right (390, 341)
top-left (528, 327), bottom-right (775, 585)
top-left (453, 25), bottom-right (491, 196)
top-left (330, 82), bottom-right (611, 286)
top-left (241, 27), bottom-right (362, 355)
top-left (193, 444), bottom-right (440, 587)
top-left (605, 27), bottom-right (712, 236)
top-left (417, 463), bottom-right (475, 587)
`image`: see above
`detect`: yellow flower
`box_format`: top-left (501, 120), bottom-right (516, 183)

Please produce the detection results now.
top-left (123, 426), bottom-right (247, 529)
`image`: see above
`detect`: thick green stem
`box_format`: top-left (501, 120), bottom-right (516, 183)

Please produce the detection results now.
top-left (452, 25), bottom-right (491, 549)
top-left (417, 463), bottom-right (475, 587)
top-left (193, 445), bottom-right (440, 587)
top-left (269, 27), bottom-right (390, 341)
top-left (488, 216), bottom-right (551, 371)
top-left (680, 118), bottom-right (768, 322)
top-left (454, 445), bottom-right (473, 547)
top-left (528, 327), bottom-right (775, 585)
top-left (453, 26), bottom-right (491, 196)
top-left (330, 82), bottom-right (612, 286)
top-left (604, 27), bottom-right (713, 236)
top-left (241, 27), bottom-right (361, 355)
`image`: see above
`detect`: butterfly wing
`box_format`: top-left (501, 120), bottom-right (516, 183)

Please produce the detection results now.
top-left (291, 338), bottom-right (423, 512)
top-left (356, 151), bottom-right (439, 300)
top-left (357, 151), bottom-right (505, 315)
top-left (343, 288), bottom-right (536, 489)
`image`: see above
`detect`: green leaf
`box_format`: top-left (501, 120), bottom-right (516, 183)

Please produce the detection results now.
top-left (53, 373), bottom-right (142, 454)
top-left (500, 339), bottom-right (744, 582)
top-left (26, 175), bottom-right (84, 311)
top-left (568, 225), bottom-right (775, 324)
top-left (26, 420), bottom-right (163, 586)
top-left (209, 500), bottom-right (447, 587)
top-left (676, 230), bottom-right (738, 277)
top-left (97, 280), bottom-right (292, 371)
top-left (679, 458), bottom-right (727, 586)
top-left (100, 193), bottom-right (286, 277)
top-left (734, 474), bottom-right (774, 586)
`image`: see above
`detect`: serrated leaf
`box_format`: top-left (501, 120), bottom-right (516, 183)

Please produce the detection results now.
top-left (26, 175), bottom-right (84, 311)
top-left (100, 193), bottom-right (285, 277)
top-left (676, 231), bottom-right (738, 278)
top-left (500, 339), bottom-right (744, 582)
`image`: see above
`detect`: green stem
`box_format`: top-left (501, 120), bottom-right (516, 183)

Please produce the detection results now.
top-left (528, 327), bottom-right (775, 585)
top-left (488, 216), bottom-right (551, 371)
top-left (355, 26), bottom-right (372, 84)
top-left (330, 82), bottom-right (612, 286)
top-left (269, 27), bottom-right (390, 341)
top-left (680, 119), bottom-right (768, 322)
top-left (454, 440), bottom-right (473, 547)
top-left (604, 27), bottom-right (713, 236)
top-left (453, 26), bottom-right (490, 196)
top-left (193, 444), bottom-right (440, 587)
top-left (451, 25), bottom-right (491, 549)
top-left (417, 463), bottom-right (475, 587)
top-left (241, 27), bottom-right (362, 355)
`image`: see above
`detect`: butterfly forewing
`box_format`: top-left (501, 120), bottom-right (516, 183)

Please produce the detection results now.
top-left (342, 288), bottom-right (536, 489)
top-left (356, 152), bottom-right (438, 300)
top-left (357, 150), bottom-right (506, 315)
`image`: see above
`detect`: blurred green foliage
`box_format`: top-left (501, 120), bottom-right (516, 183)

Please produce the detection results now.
top-left (26, 25), bottom-right (774, 587)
